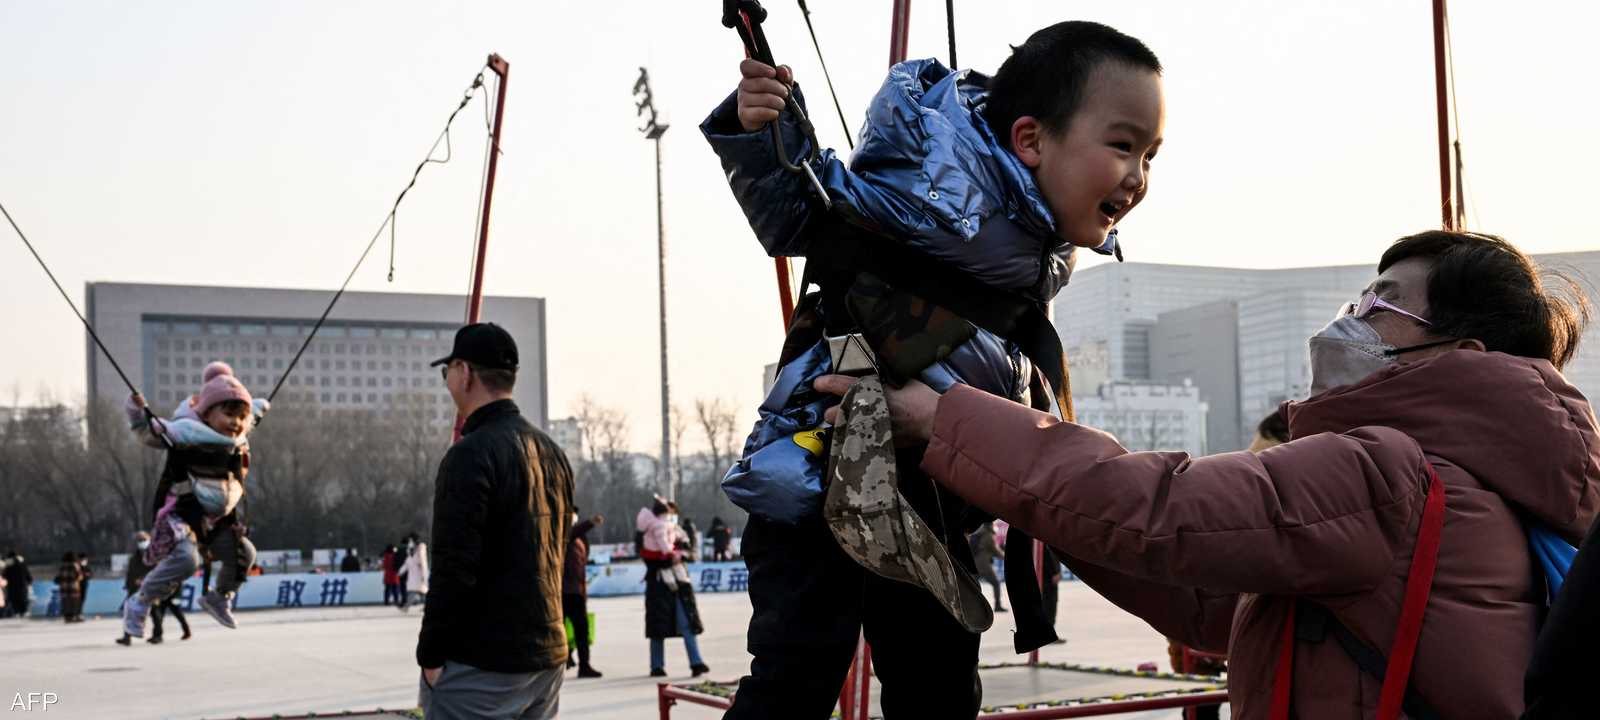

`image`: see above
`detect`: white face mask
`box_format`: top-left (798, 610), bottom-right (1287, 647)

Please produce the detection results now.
top-left (1308, 316), bottom-right (1396, 396)
top-left (666, 514), bottom-right (679, 526)
top-left (1308, 314), bottom-right (1459, 396)
top-left (137, 541), bottom-right (150, 551)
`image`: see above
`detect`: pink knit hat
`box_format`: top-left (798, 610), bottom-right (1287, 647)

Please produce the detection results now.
top-left (196, 367), bottom-right (253, 418)
top-left (202, 361), bottom-right (234, 384)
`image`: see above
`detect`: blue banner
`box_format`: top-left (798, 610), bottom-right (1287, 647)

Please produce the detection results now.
top-left (23, 563), bottom-right (752, 617)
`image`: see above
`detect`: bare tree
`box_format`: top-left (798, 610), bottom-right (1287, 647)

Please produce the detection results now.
top-left (670, 404), bottom-right (689, 500)
top-left (695, 398), bottom-right (741, 476)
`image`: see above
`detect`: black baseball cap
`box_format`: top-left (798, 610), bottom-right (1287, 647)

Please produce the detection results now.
top-left (430, 322), bottom-right (519, 371)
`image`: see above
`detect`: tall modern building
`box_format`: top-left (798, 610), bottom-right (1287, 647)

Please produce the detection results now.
top-left (1075, 381), bottom-right (1209, 456)
top-left (1056, 252), bottom-right (1600, 452)
top-left (84, 283), bottom-right (549, 429)
top-left (1150, 300), bottom-right (1240, 453)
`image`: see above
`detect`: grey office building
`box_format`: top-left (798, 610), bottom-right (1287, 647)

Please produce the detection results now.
top-left (84, 283), bottom-right (549, 429)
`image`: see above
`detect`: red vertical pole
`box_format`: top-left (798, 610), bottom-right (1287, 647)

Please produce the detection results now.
top-left (1431, 0), bottom-right (1454, 230)
top-left (774, 258), bottom-right (796, 330)
top-left (837, 6), bottom-right (916, 714)
top-left (856, 643), bottom-right (873, 719)
top-left (734, 10), bottom-right (800, 332)
top-left (467, 53), bottom-right (510, 324)
top-left (1029, 539), bottom-right (1045, 665)
top-left (454, 53), bottom-right (510, 443)
top-left (837, 634), bottom-right (858, 720)
top-left (889, 0), bottom-right (913, 66)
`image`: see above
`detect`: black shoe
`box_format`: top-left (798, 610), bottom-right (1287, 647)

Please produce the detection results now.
top-left (690, 663), bottom-right (711, 677)
top-left (650, 668), bottom-right (668, 678)
top-left (995, 606), bottom-right (1009, 613)
top-left (567, 657), bottom-right (576, 669)
top-left (114, 635), bottom-right (131, 646)
top-left (181, 630), bottom-right (192, 640)
top-left (147, 636), bottom-right (164, 644)
top-left (577, 665), bottom-right (603, 679)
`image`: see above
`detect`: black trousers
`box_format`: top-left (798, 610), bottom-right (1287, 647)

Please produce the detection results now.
top-left (724, 487), bottom-right (983, 720)
top-left (152, 596), bottom-right (188, 638)
top-left (562, 593), bottom-right (591, 666)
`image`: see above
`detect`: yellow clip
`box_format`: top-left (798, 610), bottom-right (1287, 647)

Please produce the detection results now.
top-left (793, 429), bottom-right (826, 456)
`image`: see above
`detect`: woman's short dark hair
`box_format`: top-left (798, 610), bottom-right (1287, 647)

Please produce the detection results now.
top-left (983, 21), bottom-right (1162, 150)
top-left (1379, 231), bottom-right (1591, 369)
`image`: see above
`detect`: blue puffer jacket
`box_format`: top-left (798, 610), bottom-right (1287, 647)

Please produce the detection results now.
top-left (707, 60), bottom-right (1089, 524)
top-left (700, 58), bottom-right (1118, 304)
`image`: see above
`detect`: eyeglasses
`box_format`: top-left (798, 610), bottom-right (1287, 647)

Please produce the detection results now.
top-left (1338, 291), bottom-right (1432, 327)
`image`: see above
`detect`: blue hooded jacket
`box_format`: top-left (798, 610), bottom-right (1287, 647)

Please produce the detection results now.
top-left (705, 60), bottom-right (1102, 524)
top-left (700, 58), bottom-right (1118, 304)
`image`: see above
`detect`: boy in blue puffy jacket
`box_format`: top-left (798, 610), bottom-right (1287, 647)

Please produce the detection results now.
top-left (702, 21), bottom-right (1163, 718)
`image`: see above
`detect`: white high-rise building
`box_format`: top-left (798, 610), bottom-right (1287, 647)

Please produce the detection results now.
top-left (1074, 381), bottom-right (1209, 456)
top-left (1055, 252), bottom-right (1600, 452)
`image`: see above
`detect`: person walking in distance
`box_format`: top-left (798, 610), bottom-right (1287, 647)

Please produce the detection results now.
top-left (564, 511), bottom-right (605, 678)
top-left (381, 544), bottom-right (401, 607)
top-left (969, 521), bottom-right (1007, 613)
top-left (2, 551), bottom-right (33, 619)
top-left (399, 536), bottom-right (429, 612)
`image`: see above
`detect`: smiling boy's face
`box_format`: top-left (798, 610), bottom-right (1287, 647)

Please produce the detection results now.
top-left (1012, 63), bottom-right (1165, 249)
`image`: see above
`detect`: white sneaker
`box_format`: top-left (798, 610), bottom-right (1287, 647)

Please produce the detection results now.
top-left (122, 596), bottom-right (148, 639)
top-left (200, 591), bottom-right (237, 629)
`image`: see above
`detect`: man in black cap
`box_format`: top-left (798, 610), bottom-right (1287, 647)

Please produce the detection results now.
top-left (416, 323), bottom-right (575, 720)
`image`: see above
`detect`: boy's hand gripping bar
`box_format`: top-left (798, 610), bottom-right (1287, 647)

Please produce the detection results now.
top-left (722, 0), bottom-right (831, 210)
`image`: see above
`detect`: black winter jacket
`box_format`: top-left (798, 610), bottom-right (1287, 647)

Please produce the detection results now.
top-left (416, 400), bottom-right (575, 673)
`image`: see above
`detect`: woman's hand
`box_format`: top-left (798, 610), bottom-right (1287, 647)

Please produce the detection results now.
top-left (814, 375), bottom-right (941, 444)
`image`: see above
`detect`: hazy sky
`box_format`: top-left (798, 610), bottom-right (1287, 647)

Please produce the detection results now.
top-left (3, 1), bottom-right (1598, 451)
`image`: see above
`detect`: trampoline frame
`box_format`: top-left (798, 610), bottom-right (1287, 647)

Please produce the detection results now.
top-left (656, 662), bottom-right (1228, 719)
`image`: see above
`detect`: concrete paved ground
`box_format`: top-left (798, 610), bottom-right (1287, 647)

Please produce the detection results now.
top-left (0, 582), bottom-right (1226, 719)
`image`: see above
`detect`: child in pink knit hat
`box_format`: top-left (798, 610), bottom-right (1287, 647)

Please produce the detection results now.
top-left (121, 362), bottom-right (269, 639)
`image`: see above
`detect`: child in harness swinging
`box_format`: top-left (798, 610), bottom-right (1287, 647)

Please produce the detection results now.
top-left (123, 362), bottom-right (267, 638)
top-left (703, 19), bottom-right (1165, 717)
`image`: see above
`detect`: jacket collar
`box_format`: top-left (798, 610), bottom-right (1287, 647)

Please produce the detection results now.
top-left (1288, 350), bottom-right (1600, 537)
top-left (462, 398), bottom-right (519, 435)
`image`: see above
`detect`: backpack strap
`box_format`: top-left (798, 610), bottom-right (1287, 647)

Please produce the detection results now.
top-left (1271, 464), bottom-right (1447, 720)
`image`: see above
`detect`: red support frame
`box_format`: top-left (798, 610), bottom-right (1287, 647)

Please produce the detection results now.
top-left (1431, 0), bottom-right (1454, 230)
top-left (466, 53), bottom-right (510, 325)
top-left (657, 682), bottom-right (1228, 720)
top-left (452, 52), bottom-right (510, 443)
top-left (833, 4), bottom-right (917, 710)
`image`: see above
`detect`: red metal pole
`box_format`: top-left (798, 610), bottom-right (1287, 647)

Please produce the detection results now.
top-left (838, 633), bottom-right (857, 720)
top-left (889, 0), bottom-right (913, 65)
top-left (835, 7), bottom-right (917, 712)
top-left (454, 53), bottom-right (510, 443)
top-left (733, 10), bottom-right (801, 332)
top-left (775, 258), bottom-right (796, 330)
top-left (1431, 0), bottom-right (1454, 230)
top-left (1030, 538), bottom-right (1045, 665)
top-left (467, 53), bottom-right (510, 324)
top-left (856, 643), bottom-right (873, 719)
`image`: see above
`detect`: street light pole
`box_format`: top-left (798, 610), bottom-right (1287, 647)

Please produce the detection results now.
top-left (635, 67), bottom-right (673, 500)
